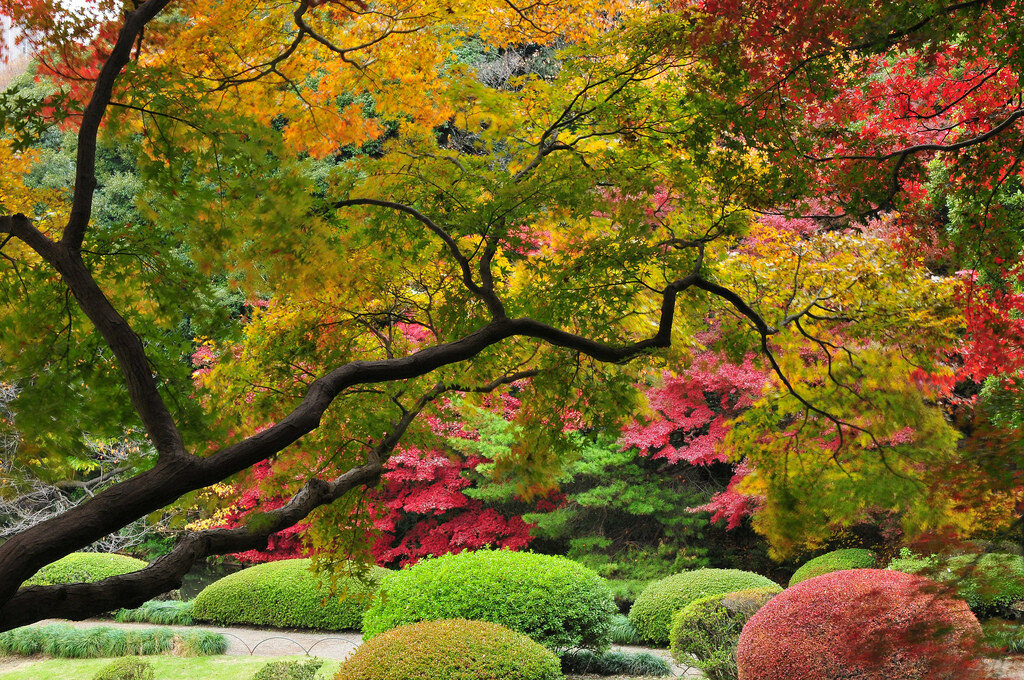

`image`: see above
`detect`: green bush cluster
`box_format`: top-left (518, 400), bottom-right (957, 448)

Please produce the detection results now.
top-left (115, 600), bottom-right (194, 626)
top-left (0, 624), bottom-right (226, 658)
top-left (628, 569), bottom-right (778, 645)
top-left (334, 619), bottom-right (564, 680)
top-left (92, 657), bottom-right (155, 680)
top-left (251, 658), bottom-right (324, 680)
top-left (789, 548), bottom-right (876, 586)
top-left (887, 549), bottom-right (1024, 616)
top-left (362, 549), bottom-right (616, 652)
top-left (668, 586), bottom-right (782, 680)
top-left (191, 559), bottom-right (386, 630)
top-left (559, 650), bottom-right (670, 676)
top-left (22, 553), bottom-right (147, 586)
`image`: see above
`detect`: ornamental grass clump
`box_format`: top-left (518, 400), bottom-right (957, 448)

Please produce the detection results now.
top-left (736, 569), bottom-right (985, 680)
top-left (362, 549), bottom-right (616, 652)
top-left (334, 619), bottom-right (563, 680)
top-left (789, 548), bottom-right (876, 586)
top-left (0, 624), bottom-right (226, 658)
top-left (668, 586), bottom-right (781, 680)
top-left (628, 569), bottom-right (778, 645)
top-left (191, 558), bottom-right (386, 630)
top-left (115, 599), bottom-right (195, 626)
top-left (22, 552), bottom-right (147, 586)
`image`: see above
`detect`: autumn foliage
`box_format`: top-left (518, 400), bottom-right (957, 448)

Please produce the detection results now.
top-left (736, 569), bottom-right (986, 680)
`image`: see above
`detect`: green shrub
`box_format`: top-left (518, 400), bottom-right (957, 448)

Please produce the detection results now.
top-left (887, 549), bottom-right (1024, 616)
top-left (92, 657), bottom-right (155, 680)
top-left (668, 586), bottom-right (782, 680)
top-left (362, 549), bottom-right (615, 652)
top-left (22, 553), bottom-right (147, 586)
top-left (0, 624), bottom-right (226, 658)
top-left (251, 658), bottom-right (324, 680)
top-left (628, 568), bottom-right (777, 645)
top-left (789, 548), bottom-right (876, 586)
top-left (335, 619), bottom-right (563, 680)
top-left (115, 600), bottom-right (194, 625)
top-left (191, 558), bottom-right (386, 630)
top-left (559, 650), bottom-right (670, 676)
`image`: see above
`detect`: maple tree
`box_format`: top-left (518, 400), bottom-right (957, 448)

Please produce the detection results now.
top-left (2, 0), bottom-right (1024, 632)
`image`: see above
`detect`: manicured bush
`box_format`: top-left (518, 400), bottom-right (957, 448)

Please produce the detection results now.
top-left (191, 558), bottom-right (386, 630)
top-left (736, 569), bottom-right (985, 680)
top-left (628, 569), bottom-right (778, 645)
top-left (251, 658), bottom-right (324, 680)
top-left (362, 549), bottom-right (616, 651)
top-left (559, 650), bottom-right (671, 676)
top-left (669, 586), bottom-right (781, 680)
top-left (888, 549), bottom-right (1024, 616)
top-left (334, 619), bottom-right (563, 680)
top-left (789, 548), bottom-right (876, 586)
top-left (115, 600), bottom-right (194, 625)
top-left (22, 552), bottom-right (147, 586)
top-left (0, 623), bottom-right (227, 658)
top-left (92, 657), bottom-right (155, 680)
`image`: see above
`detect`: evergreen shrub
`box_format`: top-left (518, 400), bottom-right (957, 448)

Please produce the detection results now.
top-left (628, 568), bottom-right (777, 645)
top-left (736, 569), bottom-right (984, 680)
top-left (191, 558), bottom-right (386, 630)
top-left (251, 658), bottom-right (324, 680)
top-left (362, 549), bottom-right (615, 651)
top-left (22, 552), bottom-right (147, 586)
top-left (789, 548), bottom-right (876, 586)
top-left (334, 619), bottom-right (563, 680)
top-left (668, 586), bottom-right (781, 680)
top-left (92, 657), bottom-right (155, 680)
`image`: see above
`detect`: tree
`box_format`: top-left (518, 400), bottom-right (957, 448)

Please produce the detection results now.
top-left (0, 0), bottom-right (1020, 630)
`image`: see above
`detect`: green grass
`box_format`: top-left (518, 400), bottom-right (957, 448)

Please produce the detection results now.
top-left (0, 655), bottom-right (343, 680)
top-left (0, 624), bottom-right (226, 658)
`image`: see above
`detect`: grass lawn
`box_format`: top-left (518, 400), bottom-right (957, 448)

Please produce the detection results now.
top-left (0, 655), bottom-right (343, 680)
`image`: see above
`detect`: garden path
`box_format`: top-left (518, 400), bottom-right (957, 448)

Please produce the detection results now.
top-left (36, 619), bottom-right (704, 677)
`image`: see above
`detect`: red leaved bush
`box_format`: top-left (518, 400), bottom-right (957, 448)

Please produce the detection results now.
top-left (737, 569), bottom-right (986, 680)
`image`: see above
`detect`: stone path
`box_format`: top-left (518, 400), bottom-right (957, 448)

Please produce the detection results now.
top-left (35, 619), bottom-right (703, 677)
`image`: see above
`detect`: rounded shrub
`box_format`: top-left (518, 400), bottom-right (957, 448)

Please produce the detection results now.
top-left (362, 549), bottom-right (615, 652)
top-left (191, 558), bottom-right (386, 630)
top-left (92, 657), bottom-right (155, 680)
top-left (888, 550), bottom-right (1024, 616)
top-left (789, 548), bottom-right (876, 586)
top-left (23, 553), bottom-right (147, 586)
top-left (736, 569), bottom-right (985, 680)
top-left (628, 569), bottom-right (778, 645)
top-left (669, 586), bottom-right (781, 680)
top-left (334, 619), bottom-right (563, 680)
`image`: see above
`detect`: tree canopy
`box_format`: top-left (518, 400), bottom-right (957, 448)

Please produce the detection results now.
top-left (2, 0), bottom-right (1024, 630)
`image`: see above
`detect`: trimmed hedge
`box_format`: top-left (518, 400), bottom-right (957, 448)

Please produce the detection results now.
top-left (191, 559), bottom-right (386, 630)
top-left (669, 586), bottom-right (781, 680)
top-left (252, 658), bottom-right (324, 680)
top-left (789, 548), bottom-right (876, 586)
top-left (0, 623), bottom-right (227, 658)
top-left (736, 569), bottom-right (984, 680)
top-left (887, 550), bottom-right (1024, 616)
top-left (362, 549), bottom-right (616, 652)
top-left (22, 553), bottom-right (147, 587)
top-left (334, 619), bottom-right (564, 680)
top-left (628, 569), bottom-right (778, 645)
